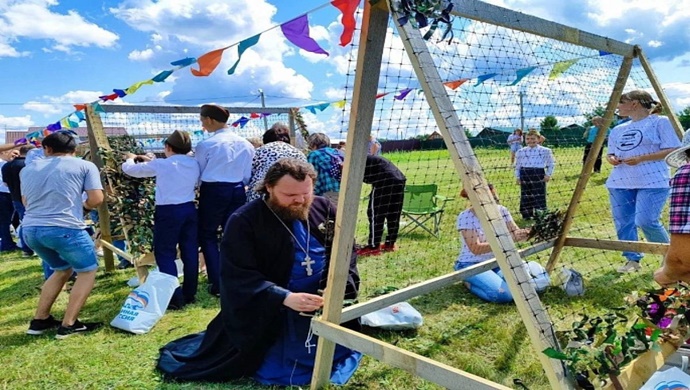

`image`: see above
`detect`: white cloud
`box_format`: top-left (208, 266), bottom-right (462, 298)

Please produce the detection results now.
top-left (129, 48), bottom-right (155, 61)
top-left (648, 40), bottom-right (663, 48)
top-left (22, 90), bottom-right (104, 117)
top-left (0, 114), bottom-right (34, 132)
top-left (111, 0), bottom-right (317, 107)
top-left (0, 0), bottom-right (119, 57)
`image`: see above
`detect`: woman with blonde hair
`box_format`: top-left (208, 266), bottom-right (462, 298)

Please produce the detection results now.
top-left (606, 90), bottom-right (681, 273)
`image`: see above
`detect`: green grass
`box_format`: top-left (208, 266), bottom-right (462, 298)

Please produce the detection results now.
top-left (0, 147), bottom-right (664, 389)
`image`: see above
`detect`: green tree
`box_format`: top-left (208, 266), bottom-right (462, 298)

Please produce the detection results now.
top-left (676, 106), bottom-right (690, 130)
top-left (583, 105), bottom-right (606, 127)
top-left (540, 115), bottom-right (559, 132)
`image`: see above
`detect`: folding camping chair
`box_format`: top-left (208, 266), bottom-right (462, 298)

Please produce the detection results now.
top-left (399, 184), bottom-right (452, 238)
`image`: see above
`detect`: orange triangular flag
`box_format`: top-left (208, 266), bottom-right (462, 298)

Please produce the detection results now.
top-left (73, 104), bottom-right (87, 111)
top-left (443, 78), bottom-right (469, 90)
top-left (191, 47), bottom-right (229, 77)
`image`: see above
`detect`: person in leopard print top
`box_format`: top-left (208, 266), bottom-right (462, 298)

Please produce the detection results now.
top-left (246, 124), bottom-right (306, 203)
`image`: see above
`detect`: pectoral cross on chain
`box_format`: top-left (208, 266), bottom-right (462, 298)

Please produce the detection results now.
top-left (301, 256), bottom-right (315, 276)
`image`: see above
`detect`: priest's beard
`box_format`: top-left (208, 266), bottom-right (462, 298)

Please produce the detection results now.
top-left (266, 195), bottom-right (312, 221)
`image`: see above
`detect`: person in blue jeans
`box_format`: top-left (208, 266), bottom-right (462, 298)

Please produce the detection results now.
top-left (453, 185), bottom-right (548, 303)
top-left (605, 90), bottom-right (681, 273)
top-left (22, 131), bottom-right (105, 338)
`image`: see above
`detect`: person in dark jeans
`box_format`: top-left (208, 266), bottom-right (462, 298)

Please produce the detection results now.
top-left (0, 149), bottom-right (19, 252)
top-left (2, 145), bottom-right (36, 256)
top-left (357, 155), bottom-right (406, 257)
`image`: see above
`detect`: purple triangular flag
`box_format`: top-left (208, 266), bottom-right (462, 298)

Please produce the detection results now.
top-left (280, 15), bottom-right (328, 56)
top-left (394, 88), bottom-right (413, 100)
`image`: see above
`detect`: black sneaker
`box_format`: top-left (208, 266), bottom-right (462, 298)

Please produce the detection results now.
top-left (26, 315), bottom-right (62, 335)
top-left (207, 284), bottom-right (220, 298)
top-left (117, 260), bottom-right (133, 269)
top-left (55, 320), bottom-right (102, 339)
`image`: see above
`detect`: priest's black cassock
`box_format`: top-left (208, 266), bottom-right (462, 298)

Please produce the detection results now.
top-left (157, 196), bottom-right (360, 382)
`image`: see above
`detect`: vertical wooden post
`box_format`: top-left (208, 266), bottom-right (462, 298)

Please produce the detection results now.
top-left (84, 105), bottom-right (115, 272)
top-left (637, 47), bottom-right (685, 139)
top-left (393, 4), bottom-right (572, 389)
top-left (545, 56), bottom-right (634, 273)
top-left (288, 108), bottom-right (297, 147)
top-left (309, 2), bottom-right (390, 389)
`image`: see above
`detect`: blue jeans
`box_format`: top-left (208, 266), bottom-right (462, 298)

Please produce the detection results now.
top-left (198, 182), bottom-right (246, 288)
top-left (455, 262), bottom-right (513, 303)
top-left (24, 226), bottom-right (98, 273)
top-left (608, 188), bottom-right (670, 262)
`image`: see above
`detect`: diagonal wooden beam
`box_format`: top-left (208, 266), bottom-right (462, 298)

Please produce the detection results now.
top-left (546, 54), bottom-right (634, 274)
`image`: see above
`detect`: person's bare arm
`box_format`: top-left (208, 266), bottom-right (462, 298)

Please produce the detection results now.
top-left (0, 143), bottom-right (24, 153)
top-left (83, 189), bottom-right (104, 210)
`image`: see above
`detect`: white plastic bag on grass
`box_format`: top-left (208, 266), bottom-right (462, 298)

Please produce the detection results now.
top-left (360, 302), bottom-right (423, 330)
top-left (111, 270), bottom-right (179, 334)
top-left (639, 367), bottom-right (690, 390)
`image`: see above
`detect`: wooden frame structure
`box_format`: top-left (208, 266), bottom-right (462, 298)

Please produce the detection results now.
top-left (85, 104), bottom-right (295, 281)
top-left (310, 1), bottom-right (683, 389)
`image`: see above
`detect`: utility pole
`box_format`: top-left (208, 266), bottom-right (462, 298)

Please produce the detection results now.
top-left (519, 91), bottom-right (525, 131)
top-left (258, 89), bottom-right (268, 131)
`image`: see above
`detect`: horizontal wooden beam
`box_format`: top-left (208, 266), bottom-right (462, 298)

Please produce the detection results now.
top-left (340, 239), bottom-right (555, 323)
top-left (563, 237), bottom-right (669, 256)
top-left (311, 320), bottom-right (511, 389)
top-left (99, 239), bottom-right (133, 261)
top-left (452, 0), bottom-right (635, 57)
top-left (100, 105), bottom-right (292, 115)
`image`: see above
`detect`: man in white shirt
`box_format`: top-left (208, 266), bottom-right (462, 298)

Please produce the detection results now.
top-left (196, 104), bottom-right (255, 296)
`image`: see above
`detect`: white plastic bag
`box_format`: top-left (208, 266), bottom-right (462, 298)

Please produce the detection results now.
top-left (360, 302), bottom-right (423, 330)
top-left (110, 270), bottom-right (179, 334)
top-left (639, 367), bottom-right (690, 390)
top-left (524, 261), bottom-right (551, 292)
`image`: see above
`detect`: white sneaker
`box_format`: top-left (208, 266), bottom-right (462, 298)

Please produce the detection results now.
top-left (95, 249), bottom-right (104, 257)
top-left (617, 261), bottom-right (641, 273)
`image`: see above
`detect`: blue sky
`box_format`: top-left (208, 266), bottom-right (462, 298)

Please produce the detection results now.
top-left (1, 0), bottom-right (690, 140)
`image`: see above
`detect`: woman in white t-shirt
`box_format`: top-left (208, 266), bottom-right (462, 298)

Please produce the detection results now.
top-left (606, 90), bottom-right (681, 273)
top-left (453, 185), bottom-right (548, 303)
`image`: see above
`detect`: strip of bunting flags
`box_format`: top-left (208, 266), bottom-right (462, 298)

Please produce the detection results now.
top-left (29, 0), bottom-right (361, 143)
top-left (29, 0), bottom-right (609, 145)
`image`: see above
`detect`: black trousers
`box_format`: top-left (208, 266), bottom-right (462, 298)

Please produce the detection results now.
top-left (519, 168), bottom-right (546, 219)
top-left (367, 180), bottom-right (406, 247)
top-left (583, 143), bottom-right (603, 173)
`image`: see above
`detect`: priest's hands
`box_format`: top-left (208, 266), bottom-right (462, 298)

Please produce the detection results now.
top-left (283, 292), bottom-right (324, 313)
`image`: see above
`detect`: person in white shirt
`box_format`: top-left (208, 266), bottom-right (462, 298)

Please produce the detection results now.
top-left (195, 104), bottom-right (255, 296)
top-left (515, 129), bottom-right (555, 220)
top-left (122, 130), bottom-right (200, 310)
top-left (506, 128), bottom-right (523, 165)
top-left (454, 184), bottom-right (548, 303)
top-left (606, 90), bottom-right (681, 273)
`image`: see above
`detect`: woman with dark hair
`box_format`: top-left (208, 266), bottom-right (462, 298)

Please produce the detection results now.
top-left (246, 124), bottom-right (306, 203)
top-left (606, 90), bottom-right (681, 273)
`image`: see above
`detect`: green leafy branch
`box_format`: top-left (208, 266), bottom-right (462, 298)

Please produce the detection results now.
top-left (98, 136), bottom-right (156, 258)
top-left (528, 208), bottom-right (565, 242)
top-left (543, 284), bottom-right (690, 387)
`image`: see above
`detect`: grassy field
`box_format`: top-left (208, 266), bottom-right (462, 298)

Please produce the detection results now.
top-left (0, 147), bottom-right (663, 389)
